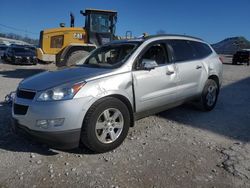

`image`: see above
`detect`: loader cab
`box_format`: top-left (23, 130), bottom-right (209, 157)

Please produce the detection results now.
top-left (81, 9), bottom-right (117, 46)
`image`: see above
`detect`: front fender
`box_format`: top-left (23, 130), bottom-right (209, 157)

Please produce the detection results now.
top-left (74, 72), bottom-right (134, 122)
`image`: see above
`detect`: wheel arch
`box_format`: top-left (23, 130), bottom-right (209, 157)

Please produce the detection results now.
top-left (108, 94), bottom-right (135, 127)
top-left (82, 94), bottom-right (135, 128)
top-left (208, 75), bottom-right (219, 88)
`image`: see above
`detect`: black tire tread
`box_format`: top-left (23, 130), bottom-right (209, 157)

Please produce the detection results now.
top-left (199, 79), bottom-right (219, 111)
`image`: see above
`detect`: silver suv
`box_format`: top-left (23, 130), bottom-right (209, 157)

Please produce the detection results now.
top-left (12, 35), bottom-right (223, 152)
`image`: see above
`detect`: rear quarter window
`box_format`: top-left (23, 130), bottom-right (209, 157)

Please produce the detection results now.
top-left (190, 41), bottom-right (212, 59)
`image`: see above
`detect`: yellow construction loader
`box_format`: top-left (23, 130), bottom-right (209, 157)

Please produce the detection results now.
top-left (37, 9), bottom-right (117, 67)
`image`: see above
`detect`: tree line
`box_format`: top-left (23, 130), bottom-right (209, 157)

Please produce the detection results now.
top-left (0, 32), bottom-right (39, 45)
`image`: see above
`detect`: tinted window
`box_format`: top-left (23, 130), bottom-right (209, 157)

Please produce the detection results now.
top-left (90, 14), bottom-right (111, 33)
top-left (0, 46), bottom-right (7, 50)
top-left (236, 51), bottom-right (250, 56)
top-left (191, 41), bottom-right (212, 58)
top-left (167, 40), bottom-right (196, 62)
top-left (13, 48), bottom-right (30, 53)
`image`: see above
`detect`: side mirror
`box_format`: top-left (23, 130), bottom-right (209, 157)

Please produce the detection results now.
top-left (141, 59), bottom-right (158, 70)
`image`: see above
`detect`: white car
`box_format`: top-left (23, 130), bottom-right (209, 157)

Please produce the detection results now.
top-left (12, 35), bottom-right (223, 152)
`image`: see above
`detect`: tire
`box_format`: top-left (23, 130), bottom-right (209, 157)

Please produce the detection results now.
top-left (65, 50), bottom-right (89, 67)
top-left (232, 59), bottom-right (237, 65)
top-left (81, 97), bottom-right (131, 153)
top-left (199, 79), bottom-right (219, 111)
top-left (33, 59), bottom-right (38, 65)
top-left (11, 57), bottom-right (16, 64)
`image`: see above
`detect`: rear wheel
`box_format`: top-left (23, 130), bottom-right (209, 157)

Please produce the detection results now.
top-left (232, 59), bottom-right (237, 65)
top-left (199, 79), bottom-right (219, 111)
top-left (81, 97), bottom-right (131, 153)
top-left (11, 57), bottom-right (17, 64)
top-left (65, 50), bottom-right (89, 67)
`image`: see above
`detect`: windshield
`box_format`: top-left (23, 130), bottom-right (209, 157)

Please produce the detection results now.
top-left (13, 48), bottom-right (29, 53)
top-left (90, 14), bottom-right (111, 33)
top-left (13, 48), bottom-right (34, 54)
top-left (79, 42), bottom-right (140, 69)
top-left (0, 46), bottom-right (7, 50)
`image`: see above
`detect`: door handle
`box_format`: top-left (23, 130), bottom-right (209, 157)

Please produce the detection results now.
top-left (196, 65), bottom-right (202, 69)
top-left (166, 70), bottom-right (174, 75)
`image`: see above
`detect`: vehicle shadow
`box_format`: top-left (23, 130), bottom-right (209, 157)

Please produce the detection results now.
top-left (158, 76), bottom-right (250, 143)
top-left (0, 68), bottom-right (46, 79)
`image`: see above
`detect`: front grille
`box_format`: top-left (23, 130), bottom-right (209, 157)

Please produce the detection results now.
top-left (16, 89), bottom-right (36, 100)
top-left (14, 104), bottom-right (29, 115)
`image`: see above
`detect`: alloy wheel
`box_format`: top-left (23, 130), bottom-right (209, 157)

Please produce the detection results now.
top-left (95, 108), bottom-right (124, 144)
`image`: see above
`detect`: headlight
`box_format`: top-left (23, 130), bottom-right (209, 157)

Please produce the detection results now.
top-left (37, 82), bottom-right (85, 101)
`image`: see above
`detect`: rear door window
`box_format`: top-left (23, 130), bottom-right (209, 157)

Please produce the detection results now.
top-left (167, 40), bottom-right (196, 62)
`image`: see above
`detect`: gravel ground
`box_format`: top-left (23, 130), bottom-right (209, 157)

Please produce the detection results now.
top-left (0, 58), bottom-right (250, 188)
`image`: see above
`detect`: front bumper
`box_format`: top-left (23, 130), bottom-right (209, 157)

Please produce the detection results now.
top-left (12, 118), bottom-right (81, 149)
top-left (12, 91), bottom-right (95, 149)
top-left (14, 57), bottom-right (37, 64)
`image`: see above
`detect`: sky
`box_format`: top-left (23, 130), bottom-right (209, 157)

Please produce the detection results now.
top-left (0, 0), bottom-right (249, 44)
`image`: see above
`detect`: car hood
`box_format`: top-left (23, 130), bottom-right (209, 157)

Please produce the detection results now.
top-left (19, 67), bottom-right (112, 91)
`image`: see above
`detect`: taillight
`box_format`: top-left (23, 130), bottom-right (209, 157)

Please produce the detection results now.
top-left (219, 56), bottom-right (223, 63)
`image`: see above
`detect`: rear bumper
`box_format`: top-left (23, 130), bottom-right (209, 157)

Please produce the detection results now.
top-left (12, 118), bottom-right (81, 150)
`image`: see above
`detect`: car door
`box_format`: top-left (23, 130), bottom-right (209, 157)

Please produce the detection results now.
top-left (166, 40), bottom-right (204, 99)
top-left (132, 41), bottom-right (178, 113)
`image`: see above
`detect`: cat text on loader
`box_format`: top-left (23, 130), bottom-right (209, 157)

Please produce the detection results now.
top-left (37, 9), bottom-right (117, 67)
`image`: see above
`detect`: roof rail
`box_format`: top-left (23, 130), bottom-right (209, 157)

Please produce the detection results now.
top-left (144, 34), bottom-right (204, 41)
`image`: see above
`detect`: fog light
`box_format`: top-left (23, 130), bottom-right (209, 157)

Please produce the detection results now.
top-left (36, 118), bottom-right (64, 129)
top-left (49, 118), bottom-right (64, 127)
top-left (36, 120), bottom-right (49, 129)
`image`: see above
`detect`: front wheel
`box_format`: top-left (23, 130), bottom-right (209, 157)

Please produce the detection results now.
top-left (81, 97), bottom-right (131, 153)
top-left (199, 79), bottom-right (219, 111)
